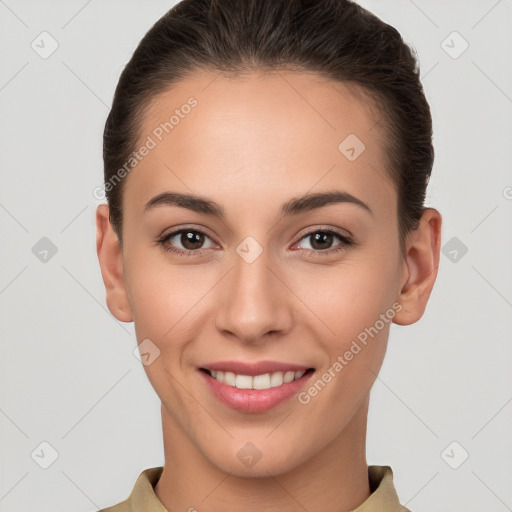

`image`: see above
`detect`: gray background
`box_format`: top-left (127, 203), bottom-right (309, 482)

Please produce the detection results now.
top-left (1, 0), bottom-right (511, 511)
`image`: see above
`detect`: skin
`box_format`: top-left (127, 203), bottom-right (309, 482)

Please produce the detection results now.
top-left (96, 70), bottom-right (441, 512)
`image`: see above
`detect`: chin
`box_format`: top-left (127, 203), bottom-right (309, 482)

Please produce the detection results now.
top-left (203, 438), bottom-right (312, 478)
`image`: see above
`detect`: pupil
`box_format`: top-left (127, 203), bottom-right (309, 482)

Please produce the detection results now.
top-left (311, 232), bottom-right (332, 250)
top-left (182, 231), bottom-right (204, 250)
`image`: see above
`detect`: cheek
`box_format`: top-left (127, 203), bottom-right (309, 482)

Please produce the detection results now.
top-left (296, 289), bottom-right (393, 431)
top-left (124, 253), bottom-right (206, 404)
top-left (123, 247), bottom-right (175, 335)
top-left (124, 248), bottom-right (218, 350)
top-left (288, 256), bottom-right (400, 345)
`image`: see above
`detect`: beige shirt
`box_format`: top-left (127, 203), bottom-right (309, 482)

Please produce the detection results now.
top-left (99, 465), bottom-right (411, 512)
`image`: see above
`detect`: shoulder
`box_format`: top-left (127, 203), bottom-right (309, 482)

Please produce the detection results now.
top-left (95, 466), bottom-right (164, 512)
top-left (355, 465), bottom-right (412, 512)
top-left (97, 502), bottom-right (130, 512)
top-left (96, 492), bottom-right (133, 512)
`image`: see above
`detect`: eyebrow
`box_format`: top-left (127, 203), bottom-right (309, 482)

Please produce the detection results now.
top-left (144, 190), bottom-right (372, 218)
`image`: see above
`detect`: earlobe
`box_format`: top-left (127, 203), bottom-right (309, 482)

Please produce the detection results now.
top-left (393, 208), bottom-right (442, 326)
top-left (95, 204), bottom-right (133, 323)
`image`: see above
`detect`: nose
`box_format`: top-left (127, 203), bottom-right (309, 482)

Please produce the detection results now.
top-left (214, 246), bottom-right (293, 345)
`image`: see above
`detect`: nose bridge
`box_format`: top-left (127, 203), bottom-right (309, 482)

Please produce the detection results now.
top-left (215, 242), bottom-right (291, 342)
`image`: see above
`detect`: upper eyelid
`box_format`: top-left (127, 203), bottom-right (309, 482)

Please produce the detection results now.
top-left (295, 225), bottom-right (352, 240)
top-left (162, 225), bottom-right (216, 240)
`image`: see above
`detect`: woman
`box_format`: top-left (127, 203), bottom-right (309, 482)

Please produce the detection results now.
top-left (95, 0), bottom-right (441, 510)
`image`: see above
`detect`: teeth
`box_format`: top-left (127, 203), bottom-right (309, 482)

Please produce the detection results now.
top-left (208, 369), bottom-right (307, 390)
top-left (224, 371), bottom-right (236, 386)
top-left (283, 371), bottom-right (295, 383)
top-left (235, 374), bottom-right (253, 389)
top-left (253, 373), bottom-right (271, 390)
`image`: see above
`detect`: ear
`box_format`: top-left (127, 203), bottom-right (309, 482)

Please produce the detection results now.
top-left (95, 204), bottom-right (133, 322)
top-left (393, 208), bottom-right (442, 326)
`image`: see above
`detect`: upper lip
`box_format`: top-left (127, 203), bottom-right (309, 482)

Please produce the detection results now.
top-left (200, 360), bottom-right (313, 376)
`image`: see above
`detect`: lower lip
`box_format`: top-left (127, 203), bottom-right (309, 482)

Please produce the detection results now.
top-left (199, 369), bottom-right (314, 413)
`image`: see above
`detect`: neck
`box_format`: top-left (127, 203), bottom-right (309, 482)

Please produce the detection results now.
top-left (155, 397), bottom-right (371, 512)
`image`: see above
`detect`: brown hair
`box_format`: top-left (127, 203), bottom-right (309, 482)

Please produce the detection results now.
top-left (103, 0), bottom-right (434, 248)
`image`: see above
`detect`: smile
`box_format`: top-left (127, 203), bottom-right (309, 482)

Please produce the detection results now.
top-left (204, 369), bottom-right (307, 390)
top-left (199, 364), bottom-right (315, 413)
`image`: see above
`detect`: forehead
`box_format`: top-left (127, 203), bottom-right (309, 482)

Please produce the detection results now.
top-left (123, 69), bottom-right (396, 221)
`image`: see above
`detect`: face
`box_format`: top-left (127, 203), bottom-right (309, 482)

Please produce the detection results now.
top-left (104, 70), bottom-right (412, 476)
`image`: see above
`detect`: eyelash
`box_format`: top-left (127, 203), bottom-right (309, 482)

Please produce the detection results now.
top-left (156, 226), bottom-right (354, 258)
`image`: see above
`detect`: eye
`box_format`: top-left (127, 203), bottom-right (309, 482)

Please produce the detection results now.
top-left (157, 228), bottom-right (216, 256)
top-left (294, 228), bottom-right (353, 255)
top-left (157, 226), bottom-right (354, 258)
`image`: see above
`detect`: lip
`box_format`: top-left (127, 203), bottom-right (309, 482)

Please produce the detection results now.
top-left (200, 360), bottom-right (311, 376)
top-left (198, 361), bottom-right (315, 413)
